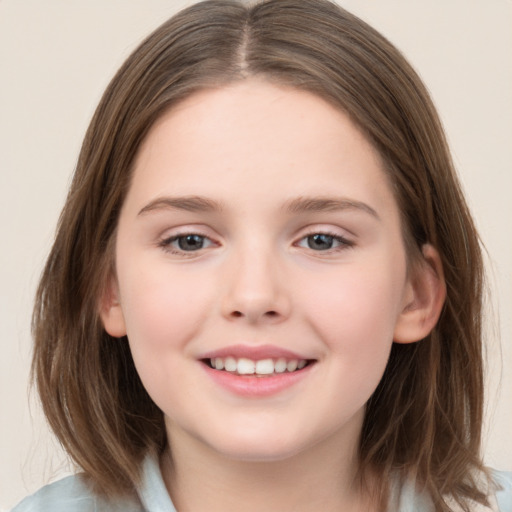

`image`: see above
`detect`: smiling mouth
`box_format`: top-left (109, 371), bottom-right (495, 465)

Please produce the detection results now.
top-left (202, 357), bottom-right (315, 377)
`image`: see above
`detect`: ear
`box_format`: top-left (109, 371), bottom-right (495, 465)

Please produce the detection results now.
top-left (99, 275), bottom-right (127, 338)
top-left (393, 244), bottom-right (446, 344)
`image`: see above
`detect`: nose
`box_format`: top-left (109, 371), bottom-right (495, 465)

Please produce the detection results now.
top-left (220, 244), bottom-right (291, 324)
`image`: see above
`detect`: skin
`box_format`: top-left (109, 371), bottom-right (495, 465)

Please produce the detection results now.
top-left (101, 79), bottom-right (445, 511)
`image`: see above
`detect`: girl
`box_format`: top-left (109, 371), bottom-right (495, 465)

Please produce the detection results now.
top-left (11, 0), bottom-right (511, 511)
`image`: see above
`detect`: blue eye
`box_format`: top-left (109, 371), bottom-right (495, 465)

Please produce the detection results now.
top-left (307, 234), bottom-right (335, 250)
top-left (297, 233), bottom-right (352, 251)
top-left (176, 234), bottom-right (206, 251)
top-left (160, 234), bottom-right (213, 252)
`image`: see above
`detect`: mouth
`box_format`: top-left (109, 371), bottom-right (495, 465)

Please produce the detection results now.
top-left (202, 357), bottom-right (316, 377)
top-left (199, 347), bottom-right (317, 397)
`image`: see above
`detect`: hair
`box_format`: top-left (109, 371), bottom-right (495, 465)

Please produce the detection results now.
top-left (32, 1), bottom-right (488, 510)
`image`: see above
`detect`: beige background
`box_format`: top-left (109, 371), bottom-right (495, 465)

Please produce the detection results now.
top-left (1, 0), bottom-right (510, 509)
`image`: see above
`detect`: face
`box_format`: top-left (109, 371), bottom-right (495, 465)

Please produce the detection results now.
top-left (102, 80), bottom-right (422, 463)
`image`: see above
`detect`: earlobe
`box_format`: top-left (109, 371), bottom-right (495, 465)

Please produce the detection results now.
top-left (99, 276), bottom-right (127, 338)
top-left (393, 244), bottom-right (446, 344)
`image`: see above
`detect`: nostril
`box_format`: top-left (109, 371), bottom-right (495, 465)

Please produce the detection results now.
top-left (229, 310), bottom-right (279, 319)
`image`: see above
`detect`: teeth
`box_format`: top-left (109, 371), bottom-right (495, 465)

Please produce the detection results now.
top-left (224, 356), bottom-right (237, 372)
top-left (208, 356), bottom-right (309, 375)
top-left (255, 359), bottom-right (274, 375)
top-left (274, 358), bottom-right (287, 373)
top-left (237, 358), bottom-right (255, 375)
top-left (286, 360), bottom-right (298, 372)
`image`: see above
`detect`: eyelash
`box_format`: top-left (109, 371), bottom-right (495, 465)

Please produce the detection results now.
top-left (295, 231), bottom-right (354, 253)
top-left (157, 230), bottom-right (354, 256)
top-left (158, 232), bottom-right (215, 256)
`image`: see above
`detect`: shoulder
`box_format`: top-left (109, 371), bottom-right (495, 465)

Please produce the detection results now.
top-left (10, 474), bottom-right (143, 512)
top-left (492, 470), bottom-right (512, 512)
top-left (394, 469), bottom-right (512, 512)
top-left (10, 454), bottom-right (175, 512)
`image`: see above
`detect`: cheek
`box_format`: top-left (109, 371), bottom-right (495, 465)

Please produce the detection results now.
top-left (117, 265), bottom-right (217, 410)
top-left (302, 260), bottom-right (405, 367)
top-left (118, 264), bottom-right (214, 355)
top-left (299, 267), bottom-right (405, 419)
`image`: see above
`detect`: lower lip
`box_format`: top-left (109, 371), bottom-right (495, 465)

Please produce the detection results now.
top-left (201, 363), bottom-right (314, 397)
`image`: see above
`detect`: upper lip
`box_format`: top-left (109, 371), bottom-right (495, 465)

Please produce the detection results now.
top-left (198, 344), bottom-right (311, 361)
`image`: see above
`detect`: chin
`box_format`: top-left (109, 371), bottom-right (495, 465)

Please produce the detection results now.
top-left (214, 440), bottom-right (306, 463)
top-left (200, 423), bottom-right (314, 463)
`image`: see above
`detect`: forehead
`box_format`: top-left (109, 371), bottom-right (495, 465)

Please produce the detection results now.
top-left (128, 79), bottom-right (397, 220)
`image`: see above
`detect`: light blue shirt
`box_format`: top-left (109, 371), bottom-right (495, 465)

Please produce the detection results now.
top-left (11, 454), bottom-right (512, 511)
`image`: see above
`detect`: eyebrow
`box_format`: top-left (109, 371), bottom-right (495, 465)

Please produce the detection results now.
top-left (283, 196), bottom-right (380, 220)
top-left (137, 194), bottom-right (379, 220)
top-left (138, 195), bottom-right (224, 216)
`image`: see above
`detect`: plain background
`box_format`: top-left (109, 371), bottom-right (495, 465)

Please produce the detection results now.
top-left (1, 0), bottom-right (511, 509)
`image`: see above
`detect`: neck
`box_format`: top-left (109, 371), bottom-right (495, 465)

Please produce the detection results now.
top-left (160, 424), bottom-right (376, 512)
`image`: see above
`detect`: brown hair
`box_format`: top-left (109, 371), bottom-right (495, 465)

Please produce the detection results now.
top-left (32, 1), bottom-right (487, 510)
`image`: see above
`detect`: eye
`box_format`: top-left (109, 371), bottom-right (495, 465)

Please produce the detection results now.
top-left (296, 233), bottom-right (352, 251)
top-left (159, 233), bottom-right (215, 253)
